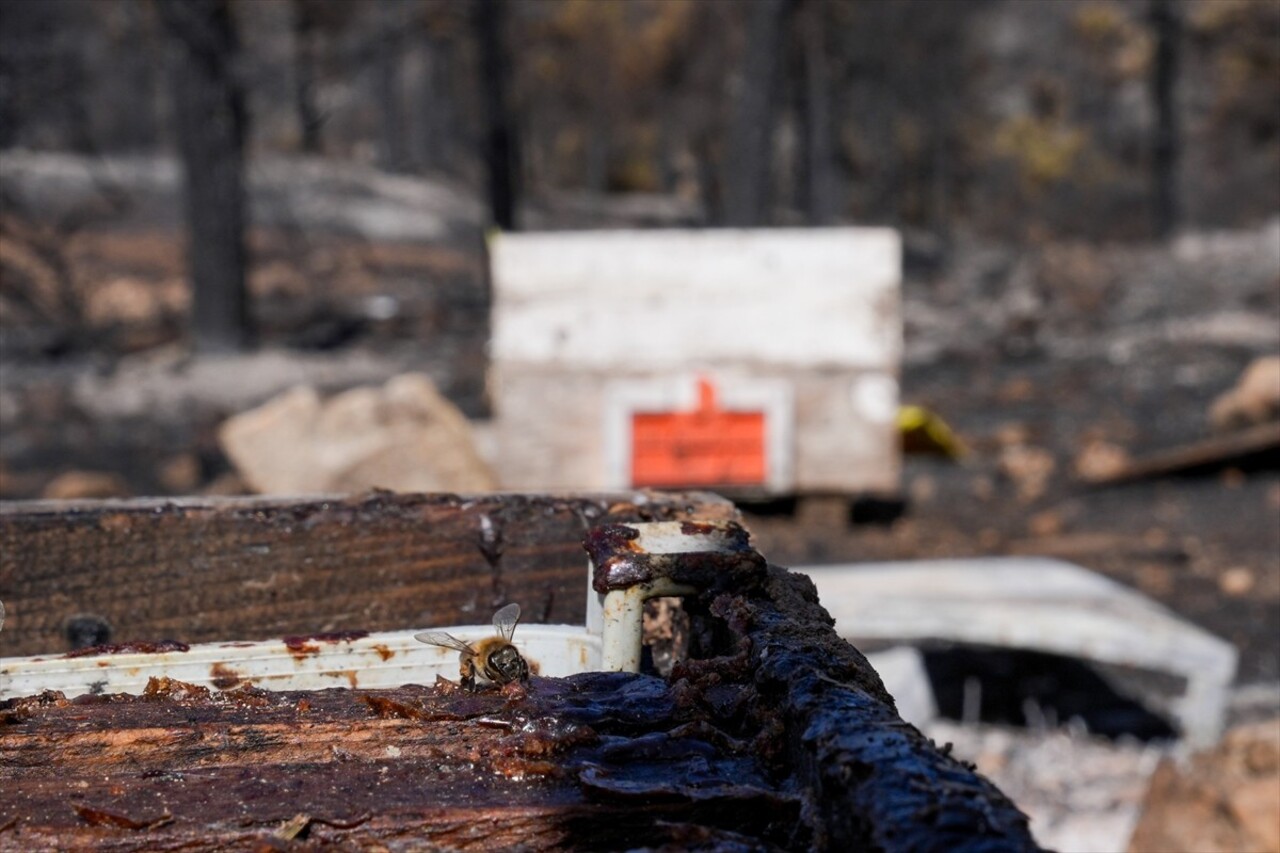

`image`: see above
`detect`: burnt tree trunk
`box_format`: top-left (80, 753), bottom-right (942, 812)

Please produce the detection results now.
top-left (158, 0), bottom-right (251, 353)
top-left (1150, 0), bottom-right (1181, 238)
top-left (417, 37), bottom-right (453, 172)
top-left (376, 0), bottom-right (410, 172)
top-left (290, 0), bottom-right (323, 154)
top-left (475, 0), bottom-right (518, 230)
top-left (111, 0), bottom-right (161, 151)
top-left (722, 0), bottom-right (794, 227)
top-left (694, 133), bottom-right (721, 224)
top-left (797, 0), bottom-right (839, 225)
top-left (584, 110), bottom-right (611, 194)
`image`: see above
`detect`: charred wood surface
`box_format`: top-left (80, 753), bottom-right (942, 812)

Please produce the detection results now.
top-left (0, 491), bottom-right (735, 656)
top-left (736, 567), bottom-right (1040, 852)
top-left (0, 674), bottom-right (801, 851)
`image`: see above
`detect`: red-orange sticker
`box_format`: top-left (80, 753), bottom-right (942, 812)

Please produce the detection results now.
top-left (631, 379), bottom-right (767, 488)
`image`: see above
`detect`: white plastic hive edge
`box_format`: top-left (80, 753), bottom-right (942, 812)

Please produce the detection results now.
top-left (0, 625), bottom-right (601, 701)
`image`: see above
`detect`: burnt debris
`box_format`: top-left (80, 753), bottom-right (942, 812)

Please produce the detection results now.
top-left (1, 494), bottom-right (1042, 850)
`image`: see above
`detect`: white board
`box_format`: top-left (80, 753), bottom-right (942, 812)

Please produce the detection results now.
top-left (491, 228), bottom-right (901, 371)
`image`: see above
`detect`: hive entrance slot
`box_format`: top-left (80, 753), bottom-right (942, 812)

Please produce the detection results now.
top-left (641, 597), bottom-right (691, 678)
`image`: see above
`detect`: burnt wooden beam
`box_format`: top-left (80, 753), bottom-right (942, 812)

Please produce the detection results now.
top-left (0, 493), bottom-right (1040, 850)
top-left (0, 675), bottom-right (803, 850)
top-left (0, 491), bottom-right (735, 656)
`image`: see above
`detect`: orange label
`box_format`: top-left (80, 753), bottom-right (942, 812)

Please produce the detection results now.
top-left (630, 379), bottom-right (767, 488)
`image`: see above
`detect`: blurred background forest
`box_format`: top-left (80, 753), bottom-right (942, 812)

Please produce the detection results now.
top-left (1, 0), bottom-right (1277, 357)
top-left (2, 0), bottom-right (1278, 236)
top-left (0, 0), bottom-right (1277, 360)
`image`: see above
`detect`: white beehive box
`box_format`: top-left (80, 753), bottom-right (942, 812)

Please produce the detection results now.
top-left (490, 228), bottom-right (903, 496)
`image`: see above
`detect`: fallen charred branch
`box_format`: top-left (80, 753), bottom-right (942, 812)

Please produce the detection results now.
top-left (1079, 421), bottom-right (1280, 486)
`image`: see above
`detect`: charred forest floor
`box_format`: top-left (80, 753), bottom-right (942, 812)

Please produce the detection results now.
top-left (748, 222), bottom-right (1280, 688)
top-left (1, 182), bottom-right (1277, 693)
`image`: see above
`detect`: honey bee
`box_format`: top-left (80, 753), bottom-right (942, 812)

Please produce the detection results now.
top-left (415, 603), bottom-right (529, 692)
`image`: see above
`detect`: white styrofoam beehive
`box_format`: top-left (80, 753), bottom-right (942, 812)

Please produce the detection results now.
top-left (489, 228), bottom-right (903, 496)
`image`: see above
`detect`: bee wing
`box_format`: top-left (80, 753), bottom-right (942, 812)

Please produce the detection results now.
top-left (414, 631), bottom-right (476, 654)
top-left (492, 602), bottom-right (521, 642)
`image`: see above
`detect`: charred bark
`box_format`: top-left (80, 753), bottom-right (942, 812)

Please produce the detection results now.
top-left (1150, 0), bottom-right (1181, 238)
top-left (796, 0), bottom-right (840, 225)
top-left (157, 0), bottom-right (251, 353)
top-left (290, 0), bottom-right (323, 154)
top-left (475, 0), bottom-right (519, 230)
top-left (722, 0), bottom-right (795, 227)
top-left (376, 0), bottom-right (410, 172)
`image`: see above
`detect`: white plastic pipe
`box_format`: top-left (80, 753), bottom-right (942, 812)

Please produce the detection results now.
top-left (600, 578), bottom-right (697, 672)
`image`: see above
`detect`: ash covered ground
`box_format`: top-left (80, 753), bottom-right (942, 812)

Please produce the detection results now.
top-left (749, 222), bottom-right (1280, 686)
